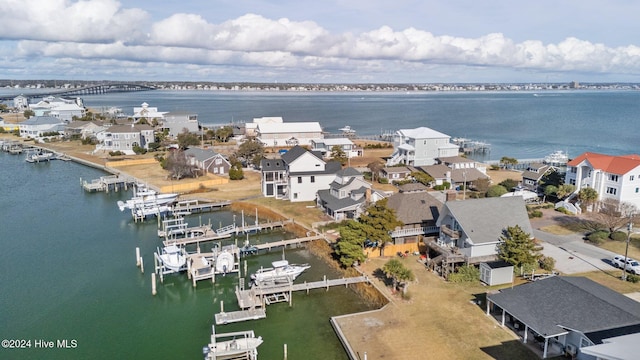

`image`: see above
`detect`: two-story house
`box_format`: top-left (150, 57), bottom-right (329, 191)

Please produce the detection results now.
top-left (522, 163), bottom-right (557, 192)
top-left (420, 155), bottom-right (489, 188)
top-left (256, 121), bottom-right (324, 147)
top-left (310, 138), bottom-right (362, 159)
top-left (386, 126), bottom-right (459, 166)
top-left (316, 168), bottom-right (383, 220)
top-left (184, 147), bottom-right (231, 175)
top-left (29, 96), bottom-right (85, 122)
top-left (162, 111), bottom-right (199, 138)
top-left (261, 145), bottom-right (341, 202)
top-left (565, 152), bottom-right (640, 211)
top-left (385, 188), bottom-right (442, 244)
top-left (132, 102), bottom-right (166, 123)
top-left (18, 116), bottom-right (66, 138)
top-left (97, 124), bottom-right (155, 154)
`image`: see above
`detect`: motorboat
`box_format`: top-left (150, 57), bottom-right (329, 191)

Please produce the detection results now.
top-left (543, 150), bottom-right (569, 165)
top-left (26, 151), bottom-right (55, 163)
top-left (158, 245), bottom-right (186, 273)
top-left (117, 192), bottom-right (179, 211)
top-left (338, 125), bottom-right (356, 136)
top-left (215, 250), bottom-right (235, 275)
top-left (203, 327), bottom-right (263, 360)
top-left (250, 260), bottom-right (310, 284)
top-left (133, 203), bottom-right (171, 218)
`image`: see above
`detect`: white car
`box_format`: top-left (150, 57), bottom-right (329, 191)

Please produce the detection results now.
top-left (612, 255), bottom-right (629, 268)
top-left (626, 260), bottom-right (640, 275)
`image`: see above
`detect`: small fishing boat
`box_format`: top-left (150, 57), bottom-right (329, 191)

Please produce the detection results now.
top-left (251, 260), bottom-right (310, 284)
top-left (215, 250), bottom-right (235, 275)
top-left (338, 125), bottom-right (356, 136)
top-left (203, 327), bottom-right (263, 360)
top-left (158, 245), bottom-right (186, 273)
top-left (26, 151), bottom-right (55, 163)
top-left (543, 150), bottom-right (569, 165)
top-left (117, 193), bottom-right (178, 211)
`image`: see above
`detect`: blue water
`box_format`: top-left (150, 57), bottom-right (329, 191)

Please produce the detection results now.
top-left (66, 89), bottom-right (640, 160)
top-left (0, 153), bottom-right (372, 359)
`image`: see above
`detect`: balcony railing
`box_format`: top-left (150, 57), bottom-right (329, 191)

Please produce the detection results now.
top-left (441, 225), bottom-right (460, 239)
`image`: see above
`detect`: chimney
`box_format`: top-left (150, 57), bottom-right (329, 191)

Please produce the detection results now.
top-left (365, 187), bottom-right (372, 203)
top-left (446, 190), bottom-right (457, 202)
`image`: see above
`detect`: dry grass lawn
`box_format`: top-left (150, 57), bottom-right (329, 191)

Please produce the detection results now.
top-left (337, 257), bottom-right (539, 360)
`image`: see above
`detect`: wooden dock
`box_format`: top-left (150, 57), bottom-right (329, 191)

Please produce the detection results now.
top-left (214, 275), bottom-right (369, 325)
top-left (170, 199), bottom-right (231, 215)
top-left (81, 175), bottom-right (135, 192)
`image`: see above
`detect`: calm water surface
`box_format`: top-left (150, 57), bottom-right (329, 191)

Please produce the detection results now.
top-left (0, 152), bottom-right (372, 359)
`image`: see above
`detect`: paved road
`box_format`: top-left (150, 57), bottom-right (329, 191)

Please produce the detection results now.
top-left (533, 229), bottom-right (619, 274)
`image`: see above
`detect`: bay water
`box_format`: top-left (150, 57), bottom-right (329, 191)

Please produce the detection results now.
top-left (0, 152), bottom-right (372, 359)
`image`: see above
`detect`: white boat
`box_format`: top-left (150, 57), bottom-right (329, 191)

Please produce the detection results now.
top-left (117, 192), bottom-right (179, 211)
top-left (250, 260), bottom-right (310, 284)
top-left (501, 186), bottom-right (539, 202)
top-left (203, 327), bottom-right (263, 360)
top-left (133, 203), bottom-right (171, 218)
top-left (26, 151), bottom-right (55, 163)
top-left (338, 125), bottom-right (356, 136)
top-left (215, 250), bottom-right (235, 274)
top-left (158, 245), bottom-right (186, 272)
top-left (543, 150), bottom-right (569, 165)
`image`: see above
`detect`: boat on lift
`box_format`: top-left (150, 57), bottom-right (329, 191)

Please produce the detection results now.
top-left (250, 260), bottom-right (310, 284)
top-left (215, 250), bottom-right (235, 275)
top-left (158, 245), bottom-right (187, 273)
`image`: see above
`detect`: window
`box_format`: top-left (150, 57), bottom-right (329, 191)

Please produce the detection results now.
top-left (609, 174), bottom-right (619, 182)
top-left (310, 176), bottom-right (315, 183)
top-left (636, 188), bottom-right (639, 193)
top-left (606, 187), bottom-right (617, 195)
top-left (297, 177), bottom-right (302, 183)
top-left (631, 175), bottom-right (635, 181)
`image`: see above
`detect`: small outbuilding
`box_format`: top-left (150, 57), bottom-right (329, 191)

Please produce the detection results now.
top-left (479, 260), bottom-right (514, 286)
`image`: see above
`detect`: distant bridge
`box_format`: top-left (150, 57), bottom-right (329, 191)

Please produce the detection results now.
top-left (0, 83), bottom-right (156, 101)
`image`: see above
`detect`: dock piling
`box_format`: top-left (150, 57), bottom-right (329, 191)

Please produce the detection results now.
top-left (284, 344), bottom-right (288, 359)
top-left (151, 273), bottom-right (157, 295)
top-left (140, 257), bottom-right (144, 274)
top-left (135, 247), bottom-right (141, 267)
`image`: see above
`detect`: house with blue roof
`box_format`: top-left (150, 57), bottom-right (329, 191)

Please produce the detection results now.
top-left (18, 116), bottom-right (66, 138)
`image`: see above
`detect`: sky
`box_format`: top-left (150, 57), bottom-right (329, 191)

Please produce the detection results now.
top-left (2, 0), bottom-right (640, 83)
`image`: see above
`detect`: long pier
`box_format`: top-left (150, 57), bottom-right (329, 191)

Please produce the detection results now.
top-left (161, 219), bottom-right (295, 247)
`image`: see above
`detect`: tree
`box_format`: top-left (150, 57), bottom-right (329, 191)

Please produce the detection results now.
top-left (177, 129), bottom-right (200, 149)
top-left (486, 185), bottom-right (508, 197)
top-left (215, 126), bottom-right (234, 142)
top-left (578, 187), bottom-right (598, 209)
top-left (358, 198), bottom-right (403, 256)
top-left (330, 145), bottom-right (348, 166)
top-left (165, 150), bottom-right (198, 180)
top-left (23, 109), bottom-right (35, 119)
top-left (499, 156), bottom-right (518, 169)
top-left (590, 199), bottom-right (637, 234)
top-left (473, 178), bottom-right (490, 193)
top-left (555, 184), bottom-right (575, 199)
top-left (544, 185), bottom-right (558, 198)
top-left (382, 258), bottom-right (415, 295)
top-left (335, 220), bottom-right (369, 267)
top-left (497, 225), bottom-right (540, 269)
top-left (498, 178), bottom-right (519, 190)
top-left (228, 164), bottom-right (244, 180)
top-left (540, 169), bottom-right (564, 187)
top-left (234, 138), bottom-right (265, 167)
top-left (367, 160), bottom-right (385, 183)
top-left (410, 171), bottom-right (434, 186)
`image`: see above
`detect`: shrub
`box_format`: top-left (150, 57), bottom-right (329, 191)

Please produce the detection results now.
top-left (229, 165), bottom-right (244, 180)
top-left (587, 230), bottom-right (609, 244)
top-left (539, 256), bottom-right (556, 271)
top-left (486, 185), bottom-right (508, 197)
top-left (378, 177), bottom-right (389, 184)
top-left (611, 231), bottom-right (628, 242)
top-left (528, 210), bottom-right (543, 218)
top-left (447, 265), bottom-right (479, 283)
top-left (627, 274), bottom-right (640, 283)
top-left (109, 151), bottom-right (124, 156)
top-left (555, 207), bottom-right (573, 215)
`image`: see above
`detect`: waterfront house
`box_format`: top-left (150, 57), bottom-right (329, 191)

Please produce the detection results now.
top-left (13, 95), bottom-right (28, 110)
top-left (316, 168), bottom-right (383, 220)
top-left (256, 121), bottom-right (324, 147)
top-left (18, 116), bottom-right (66, 139)
top-left (260, 145), bottom-right (341, 202)
top-left (379, 166), bottom-right (413, 181)
top-left (29, 96), bottom-right (85, 122)
top-left (162, 111), bottom-right (199, 138)
top-left (522, 163), bottom-right (557, 192)
top-left (564, 152), bottom-right (640, 211)
top-left (132, 102), bottom-right (166, 123)
top-left (385, 189), bottom-right (442, 244)
top-left (386, 126), bottom-right (459, 167)
top-left (96, 124), bottom-right (155, 154)
top-left (419, 156), bottom-right (488, 189)
top-left (64, 120), bottom-right (108, 140)
top-left (245, 116), bottom-right (283, 138)
top-left (433, 196), bottom-right (533, 265)
top-left (184, 147), bottom-right (231, 175)
top-left (487, 276), bottom-right (640, 359)
top-left (310, 138), bottom-right (362, 159)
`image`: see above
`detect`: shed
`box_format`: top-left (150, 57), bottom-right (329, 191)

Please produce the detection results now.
top-left (480, 261), bottom-right (514, 286)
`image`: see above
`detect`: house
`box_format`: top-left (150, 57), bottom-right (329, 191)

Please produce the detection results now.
top-left (29, 96), bottom-right (85, 122)
top-left (64, 120), bottom-right (108, 140)
top-left (580, 332), bottom-right (640, 360)
top-left (260, 145), bottom-right (341, 202)
top-left (184, 147), bottom-right (231, 175)
top-left (385, 189), bottom-right (442, 243)
top-left (245, 117), bottom-right (283, 137)
top-left (379, 166), bottom-right (413, 181)
top-left (132, 102), bottom-right (166, 122)
top-left (433, 196), bottom-right (533, 264)
top-left (316, 168), bottom-right (383, 220)
top-left (479, 260), bottom-right (514, 286)
top-left (13, 95), bottom-right (28, 110)
top-left (386, 126), bottom-right (459, 166)
top-left (522, 163), bottom-right (556, 192)
top-left (256, 121), bottom-right (324, 147)
top-left (96, 124), bottom-right (155, 154)
top-left (18, 116), bottom-right (66, 138)
top-left (486, 276), bottom-right (640, 359)
top-left (565, 152), bottom-right (640, 211)
top-left (420, 156), bottom-right (489, 189)
top-left (310, 138), bottom-right (362, 159)
top-left (162, 111), bottom-right (199, 137)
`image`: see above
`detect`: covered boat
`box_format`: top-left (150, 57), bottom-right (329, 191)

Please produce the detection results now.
top-left (158, 245), bottom-right (186, 272)
top-left (215, 250), bottom-right (235, 275)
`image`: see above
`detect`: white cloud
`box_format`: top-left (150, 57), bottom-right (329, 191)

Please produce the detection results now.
top-left (2, 0), bottom-right (640, 81)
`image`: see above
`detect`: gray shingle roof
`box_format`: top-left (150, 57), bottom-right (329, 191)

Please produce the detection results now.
top-left (184, 147), bottom-right (220, 162)
top-left (440, 196), bottom-right (533, 244)
top-left (281, 145), bottom-right (313, 163)
top-left (488, 276), bottom-right (640, 341)
top-left (386, 191), bottom-right (442, 226)
top-left (317, 189), bottom-right (363, 212)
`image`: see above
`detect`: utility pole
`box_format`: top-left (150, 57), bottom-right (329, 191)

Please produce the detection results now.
top-left (463, 171), bottom-right (467, 200)
top-left (622, 214), bottom-right (633, 281)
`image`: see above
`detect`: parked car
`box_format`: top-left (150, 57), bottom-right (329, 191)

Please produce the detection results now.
top-left (626, 260), bottom-right (640, 275)
top-left (612, 255), bottom-right (629, 268)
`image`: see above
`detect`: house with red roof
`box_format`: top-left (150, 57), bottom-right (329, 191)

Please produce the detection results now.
top-left (564, 152), bottom-right (640, 210)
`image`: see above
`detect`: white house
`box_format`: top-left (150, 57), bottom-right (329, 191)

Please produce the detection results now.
top-left (132, 102), bottom-right (166, 122)
top-left (96, 124), bottom-right (155, 154)
top-left (18, 116), bottom-right (66, 138)
top-left (29, 96), bottom-right (85, 122)
top-left (64, 120), bottom-right (108, 140)
top-left (245, 116), bottom-right (283, 137)
top-left (260, 145), bottom-right (341, 202)
top-left (13, 95), bottom-right (28, 110)
top-left (387, 126), bottom-right (459, 166)
top-left (565, 152), bottom-right (640, 211)
top-left (256, 121), bottom-right (323, 147)
top-left (310, 138), bottom-right (362, 159)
